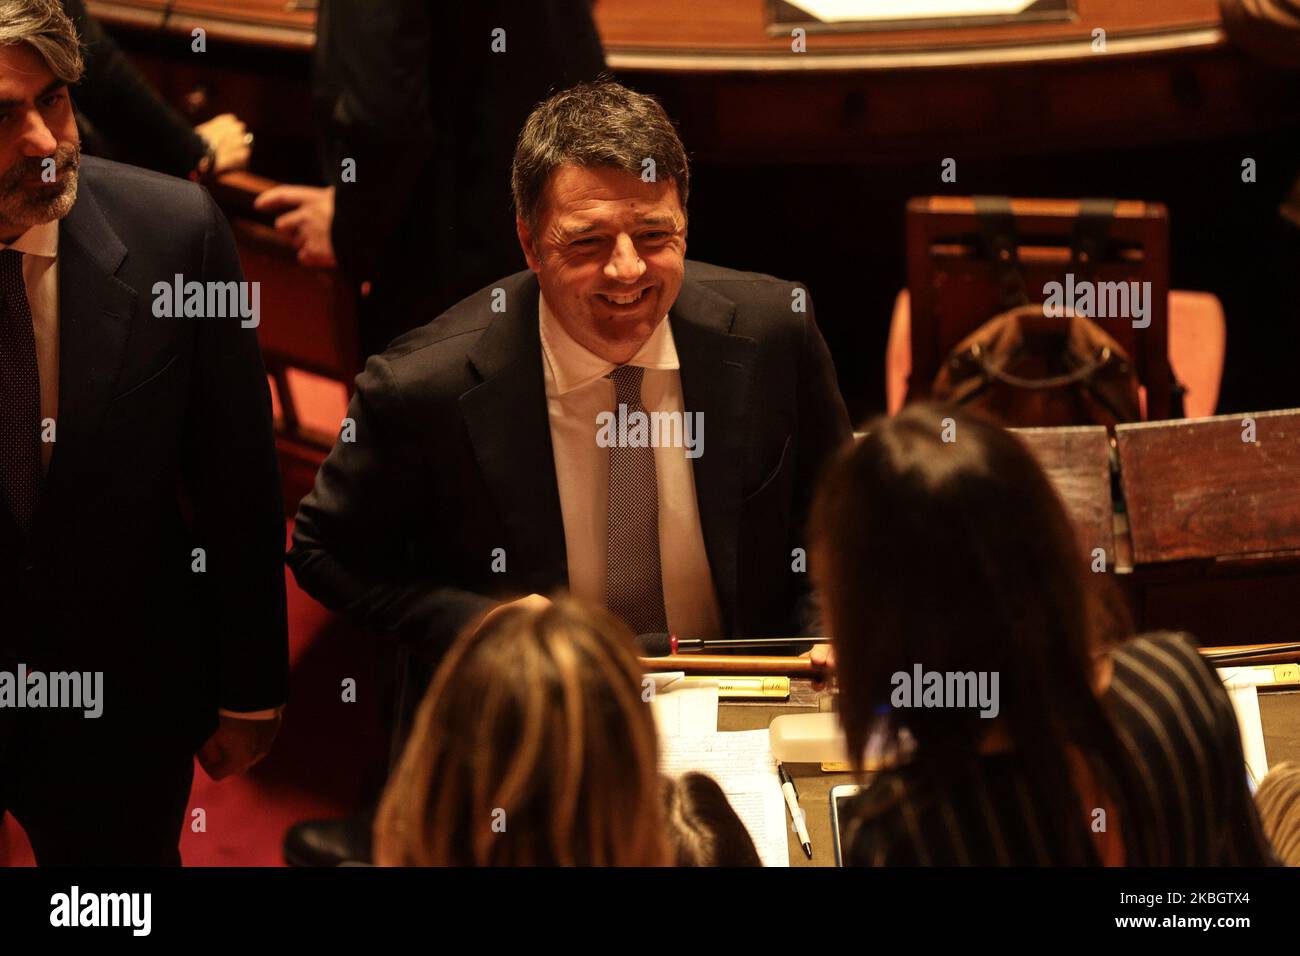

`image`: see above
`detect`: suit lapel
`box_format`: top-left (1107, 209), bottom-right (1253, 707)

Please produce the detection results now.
top-left (459, 272), bottom-right (568, 592)
top-left (43, 177), bottom-right (135, 515)
top-left (456, 269), bottom-right (758, 626)
top-left (671, 277), bottom-right (756, 635)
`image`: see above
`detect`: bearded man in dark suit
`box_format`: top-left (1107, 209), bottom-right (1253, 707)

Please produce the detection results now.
top-left (0, 0), bottom-right (287, 864)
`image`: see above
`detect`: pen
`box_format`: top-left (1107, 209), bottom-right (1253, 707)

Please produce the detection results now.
top-left (778, 762), bottom-right (813, 859)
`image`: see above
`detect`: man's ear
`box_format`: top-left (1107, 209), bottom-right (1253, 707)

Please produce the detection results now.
top-left (516, 217), bottom-right (542, 273)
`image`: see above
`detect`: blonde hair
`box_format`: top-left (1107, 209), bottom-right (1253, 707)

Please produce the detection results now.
top-left (374, 596), bottom-right (670, 866)
top-left (1256, 762), bottom-right (1300, 866)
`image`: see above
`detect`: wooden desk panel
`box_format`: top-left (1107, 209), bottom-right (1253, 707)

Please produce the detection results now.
top-left (1011, 425), bottom-right (1116, 565)
top-left (88, 0), bottom-right (314, 49)
top-left (595, 0), bottom-right (1221, 69)
top-left (595, 0), bottom-right (1222, 65)
top-left (90, 0), bottom-right (1224, 64)
top-left (1117, 409), bottom-right (1300, 565)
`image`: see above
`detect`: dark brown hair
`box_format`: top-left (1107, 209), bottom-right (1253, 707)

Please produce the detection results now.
top-left (661, 773), bottom-right (761, 867)
top-left (511, 79), bottom-right (689, 232)
top-left (810, 402), bottom-right (1155, 864)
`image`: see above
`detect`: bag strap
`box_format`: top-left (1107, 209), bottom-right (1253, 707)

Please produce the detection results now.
top-left (971, 340), bottom-right (1115, 390)
top-left (1070, 198), bottom-right (1117, 281)
top-left (973, 195), bottom-right (1027, 309)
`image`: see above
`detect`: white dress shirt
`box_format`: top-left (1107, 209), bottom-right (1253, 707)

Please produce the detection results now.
top-left (0, 223), bottom-right (277, 720)
top-left (539, 292), bottom-right (722, 638)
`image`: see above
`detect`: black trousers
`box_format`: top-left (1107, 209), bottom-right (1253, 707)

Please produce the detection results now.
top-left (0, 710), bottom-right (195, 865)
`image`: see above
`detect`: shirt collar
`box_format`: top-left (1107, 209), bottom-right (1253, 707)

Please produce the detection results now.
top-left (0, 219), bottom-right (59, 259)
top-left (539, 289), bottom-right (679, 396)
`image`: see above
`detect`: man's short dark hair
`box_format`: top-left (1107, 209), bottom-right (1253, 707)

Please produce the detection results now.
top-left (511, 79), bottom-right (689, 232)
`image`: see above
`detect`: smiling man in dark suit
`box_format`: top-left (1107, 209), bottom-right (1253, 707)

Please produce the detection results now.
top-left (290, 79), bottom-right (851, 656)
top-left (0, 0), bottom-right (287, 864)
top-left (287, 78), bottom-right (850, 866)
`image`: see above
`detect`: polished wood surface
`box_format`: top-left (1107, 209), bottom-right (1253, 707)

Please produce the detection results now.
top-left (641, 655), bottom-right (818, 675)
top-left (595, 0), bottom-right (1223, 69)
top-left (1011, 425), bottom-right (1115, 563)
top-left (87, 0), bottom-right (314, 48)
top-left (1203, 643), bottom-right (1300, 666)
top-left (1117, 409), bottom-right (1300, 565)
top-left (1115, 410), bottom-right (1300, 646)
top-left (88, 0), bottom-right (1225, 62)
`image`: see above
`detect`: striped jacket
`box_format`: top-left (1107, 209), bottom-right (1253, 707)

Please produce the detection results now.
top-left (844, 632), bottom-right (1275, 866)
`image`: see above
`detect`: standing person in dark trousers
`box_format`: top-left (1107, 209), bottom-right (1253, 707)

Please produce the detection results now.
top-left (256, 0), bottom-right (607, 364)
top-left (0, 0), bottom-right (287, 864)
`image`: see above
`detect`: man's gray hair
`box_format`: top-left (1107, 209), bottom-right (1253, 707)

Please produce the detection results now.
top-left (512, 79), bottom-right (689, 232)
top-left (0, 0), bottom-right (84, 85)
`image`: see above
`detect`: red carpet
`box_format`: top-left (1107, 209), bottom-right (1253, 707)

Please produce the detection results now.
top-left (0, 523), bottom-right (388, 866)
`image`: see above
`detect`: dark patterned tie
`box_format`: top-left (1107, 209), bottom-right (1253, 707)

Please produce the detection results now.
top-left (0, 249), bottom-right (42, 532)
top-left (606, 364), bottom-right (667, 634)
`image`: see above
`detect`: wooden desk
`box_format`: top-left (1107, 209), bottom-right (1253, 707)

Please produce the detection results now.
top-left (596, 0), bottom-right (1222, 68)
top-left (716, 678), bottom-right (844, 868)
top-left (1011, 425), bottom-right (1116, 565)
top-left (721, 677), bottom-right (1300, 867)
top-left (1003, 416), bottom-right (1300, 644)
top-left (1116, 409), bottom-right (1300, 565)
top-left (87, 0), bottom-right (314, 49)
top-left (1116, 409), bottom-right (1300, 646)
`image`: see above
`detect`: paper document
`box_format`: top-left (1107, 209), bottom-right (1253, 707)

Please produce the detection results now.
top-left (1218, 668), bottom-right (1270, 789)
top-left (659, 729), bottom-right (790, 867)
top-left (648, 674), bottom-right (718, 737)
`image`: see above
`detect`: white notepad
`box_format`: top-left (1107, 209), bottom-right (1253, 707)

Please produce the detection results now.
top-left (648, 674), bottom-right (719, 738)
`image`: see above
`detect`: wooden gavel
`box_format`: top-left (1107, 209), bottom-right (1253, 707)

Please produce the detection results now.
top-left (639, 642), bottom-right (1300, 677)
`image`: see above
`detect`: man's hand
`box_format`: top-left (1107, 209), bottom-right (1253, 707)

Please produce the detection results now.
top-left (253, 185), bottom-right (338, 268)
top-left (195, 113), bottom-right (251, 174)
top-left (803, 642), bottom-right (836, 691)
top-left (197, 712), bottom-right (281, 780)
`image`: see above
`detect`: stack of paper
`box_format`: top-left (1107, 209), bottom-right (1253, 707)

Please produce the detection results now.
top-left (648, 672), bottom-right (719, 737)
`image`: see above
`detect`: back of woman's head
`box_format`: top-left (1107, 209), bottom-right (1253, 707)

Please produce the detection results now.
top-left (811, 403), bottom-right (1097, 760)
top-left (662, 773), bottom-right (761, 867)
top-left (374, 596), bottom-right (669, 866)
top-left (810, 403), bottom-right (1147, 863)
